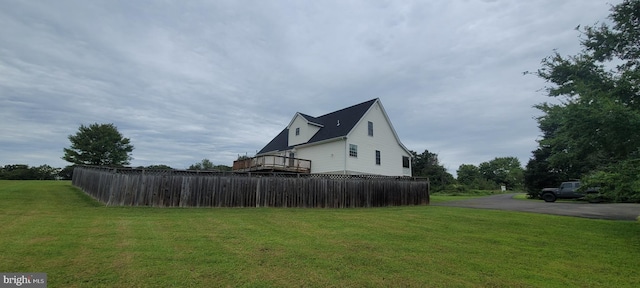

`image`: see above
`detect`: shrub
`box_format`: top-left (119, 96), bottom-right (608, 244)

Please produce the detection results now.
top-left (582, 159), bottom-right (640, 203)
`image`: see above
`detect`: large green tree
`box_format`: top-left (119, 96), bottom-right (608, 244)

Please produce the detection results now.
top-left (528, 0), bottom-right (640, 201)
top-left (456, 164), bottom-right (497, 190)
top-left (523, 147), bottom-right (563, 197)
top-left (456, 164), bottom-right (480, 186)
top-left (410, 150), bottom-right (454, 191)
top-left (63, 123), bottom-right (134, 166)
top-left (58, 165), bottom-right (75, 180)
top-left (478, 157), bottom-right (524, 190)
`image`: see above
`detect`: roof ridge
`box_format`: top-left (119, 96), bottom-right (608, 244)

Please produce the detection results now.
top-left (297, 112), bottom-right (323, 126)
top-left (257, 98), bottom-right (380, 155)
top-left (315, 98), bottom-right (378, 118)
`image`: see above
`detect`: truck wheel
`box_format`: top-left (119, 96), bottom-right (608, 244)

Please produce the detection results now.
top-left (542, 193), bottom-right (557, 202)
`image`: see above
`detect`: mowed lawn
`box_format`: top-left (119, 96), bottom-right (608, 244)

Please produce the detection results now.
top-left (1, 181), bottom-right (639, 287)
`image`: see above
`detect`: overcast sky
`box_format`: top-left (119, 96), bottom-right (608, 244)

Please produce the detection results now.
top-left (0, 0), bottom-right (619, 174)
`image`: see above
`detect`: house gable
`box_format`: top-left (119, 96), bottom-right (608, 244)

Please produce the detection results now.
top-left (287, 113), bottom-right (323, 146)
top-left (347, 100), bottom-right (411, 155)
top-left (256, 98), bottom-right (411, 176)
top-left (305, 99), bottom-right (377, 143)
top-left (343, 100), bottom-right (412, 176)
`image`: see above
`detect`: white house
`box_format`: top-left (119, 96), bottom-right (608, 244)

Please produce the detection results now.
top-left (249, 98), bottom-right (412, 177)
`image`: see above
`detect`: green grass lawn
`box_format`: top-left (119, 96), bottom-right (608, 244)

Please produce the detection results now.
top-left (1, 181), bottom-right (639, 287)
top-left (429, 194), bottom-right (490, 203)
top-left (512, 193), bottom-right (528, 200)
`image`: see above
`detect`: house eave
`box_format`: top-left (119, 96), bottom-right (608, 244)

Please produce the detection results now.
top-left (256, 148), bottom-right (292, 156)
top-left (287, 112), bottom-right (325, 130)
top-left (345, 98), bottom-right (412, 156)
top-left (293, 136), bottom-right (346, 150)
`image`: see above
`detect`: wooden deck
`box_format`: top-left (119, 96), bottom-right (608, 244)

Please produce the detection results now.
top-left (232, 155), bottom-right (311, 173)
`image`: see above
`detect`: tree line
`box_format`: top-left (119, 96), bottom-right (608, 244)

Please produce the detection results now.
top-left (410, 150), bottom-right (524, 193)
top-left (0, 164), bottom-right (73, 180)
top-left (0, 161), bottom-right (233, 180)
top-left (11, 1), bottom-right (638, 202)
top-left (524, 0), bottom-right (640, 202)
top-left (412, 0), bottom-right (639, 201)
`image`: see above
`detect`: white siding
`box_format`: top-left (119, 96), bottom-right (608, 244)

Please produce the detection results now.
top-left (288, 114), bottom-right (321, 146)
top-left (296, 139), bottom-right (346, 174)
top-left (263, 99), bottom-right (411, 176)
top-left (345, 102), bottom-right (411, 176)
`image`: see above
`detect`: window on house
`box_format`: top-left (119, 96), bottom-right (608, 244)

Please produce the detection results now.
top-left (295, 127), bottom-right (300, 136)
top-left (368, 121), bottom-right (373, 136)
top-left (349, 144), bottom-right (358, 158)
top-left (402, 156), bottom-right (410, 168)
top-left (375, 150), bottom-right (381, 165)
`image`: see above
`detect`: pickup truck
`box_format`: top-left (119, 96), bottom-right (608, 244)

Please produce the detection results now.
top-left (539, 181), bottom-right (599, 202)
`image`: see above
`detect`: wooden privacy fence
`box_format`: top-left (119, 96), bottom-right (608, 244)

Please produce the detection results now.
top-left (72, 166), bottom-right (430, 208)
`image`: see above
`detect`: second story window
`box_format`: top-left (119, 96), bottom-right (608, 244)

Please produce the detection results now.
top-left (375, 150), bottom-right (381, 165)
top-left (368, 121), bottom-right (373, 136)
top-left (402, 156), bottom-right (410, 168)
top-left (349, 144), bottom-right (358, 157)
top-left (295, 127), bottom-right (300, 136)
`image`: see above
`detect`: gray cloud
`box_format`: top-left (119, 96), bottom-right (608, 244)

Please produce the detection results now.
top-left (0, 0), bottom-right (619, 173)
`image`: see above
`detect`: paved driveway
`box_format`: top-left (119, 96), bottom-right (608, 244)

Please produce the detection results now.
top-left (432, 193), bottom-right (640, 221)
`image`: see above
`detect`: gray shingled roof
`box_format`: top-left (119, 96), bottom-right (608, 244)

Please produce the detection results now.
top-left (257, 98), bottom-right (377, 154)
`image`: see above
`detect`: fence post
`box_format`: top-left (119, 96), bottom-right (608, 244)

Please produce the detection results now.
top-left (256, 179), bottom-right (261, 208)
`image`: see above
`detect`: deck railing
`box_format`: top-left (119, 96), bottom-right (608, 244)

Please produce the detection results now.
top-left (233, 155), bottom-right (311, 173)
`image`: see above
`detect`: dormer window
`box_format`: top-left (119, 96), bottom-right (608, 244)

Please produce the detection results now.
top-left (295, 127), bottom-right (300, 136)
top-left (368, 121), bottom-right (373, 136)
